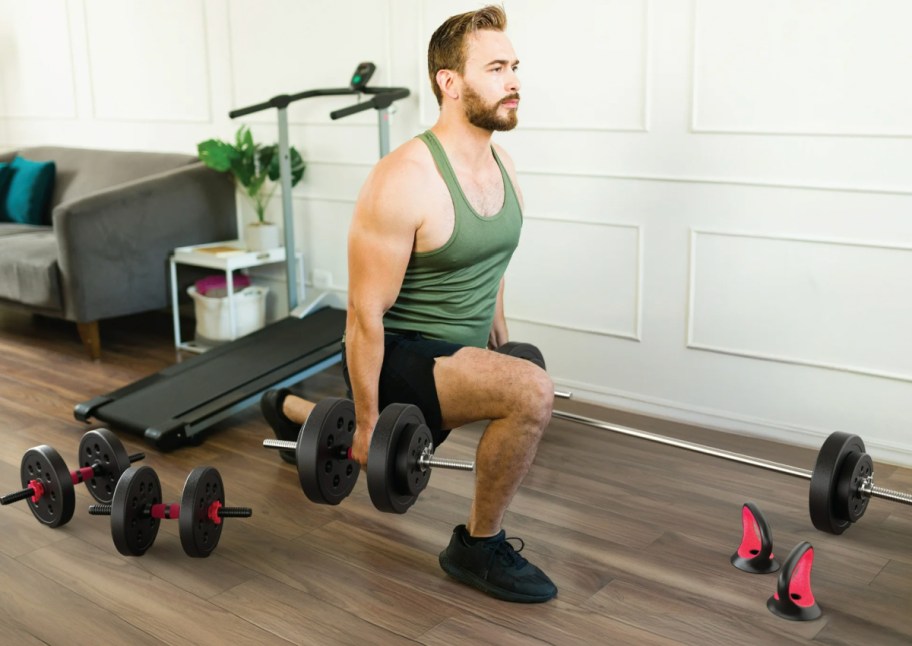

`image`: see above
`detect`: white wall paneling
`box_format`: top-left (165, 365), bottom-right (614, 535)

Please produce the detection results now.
top-left (227, 0), bottom-right (392, 126)
top-left (689, 231), bottom-right (912, 382)
top-left (0, 0), bottom-right (77, 119)
top-left (83, 0), bottom-right (212, 122)
top-left (506, 218), bottom-right (641, 339)
top-left (692, 0), bottom-right (912, 136)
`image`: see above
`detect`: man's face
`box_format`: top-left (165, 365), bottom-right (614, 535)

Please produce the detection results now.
top-left (460, 30), bottom-right (521, 132)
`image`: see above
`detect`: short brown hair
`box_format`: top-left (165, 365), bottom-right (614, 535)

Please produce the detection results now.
top-left (427, 5), bottom-right (508, 105)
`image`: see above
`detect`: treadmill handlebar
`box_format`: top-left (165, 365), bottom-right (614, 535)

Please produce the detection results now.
top-left (229, 86), bottom-right (410, 120)
top-left (330, 87), bottom-right (410, 120)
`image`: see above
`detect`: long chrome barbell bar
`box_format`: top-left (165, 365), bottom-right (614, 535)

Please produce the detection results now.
top-left (549, 407), bottom-right (912, 506)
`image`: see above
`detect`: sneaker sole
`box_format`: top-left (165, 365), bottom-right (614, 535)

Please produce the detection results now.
top-left (438, 552), bottom-right (556, 604)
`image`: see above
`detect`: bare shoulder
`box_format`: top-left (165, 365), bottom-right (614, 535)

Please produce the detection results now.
top-left (356, 138), bottom-right (440, 225)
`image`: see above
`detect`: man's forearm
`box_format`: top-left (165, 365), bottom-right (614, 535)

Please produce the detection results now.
top-left (345, 314), bottom-right (386, 426)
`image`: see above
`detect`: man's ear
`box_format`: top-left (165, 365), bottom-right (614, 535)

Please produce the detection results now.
top-left (436, 69), bottom-right (460, 101)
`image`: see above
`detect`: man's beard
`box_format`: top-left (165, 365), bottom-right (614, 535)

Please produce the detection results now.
top-left (463, 83), bottom-right (519, 132)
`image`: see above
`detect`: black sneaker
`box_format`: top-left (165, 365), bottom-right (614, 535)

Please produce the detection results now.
top-left (260, 388), bottom-right (299, 465)
top-left (438, 524), bottom-right (557, 603)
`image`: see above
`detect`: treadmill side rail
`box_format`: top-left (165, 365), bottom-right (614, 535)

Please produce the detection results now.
top-left (74, 396), bottom-right (114, 422)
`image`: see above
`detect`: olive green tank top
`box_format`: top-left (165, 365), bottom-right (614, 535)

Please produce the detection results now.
top-left (382, 130), bottom-right (522, 347)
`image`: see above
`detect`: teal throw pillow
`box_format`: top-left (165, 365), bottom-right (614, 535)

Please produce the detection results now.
top-left (0, 156), bottom-right (56, 225)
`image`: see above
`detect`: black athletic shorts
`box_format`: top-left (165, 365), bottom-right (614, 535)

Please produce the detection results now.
top-left (341, 330), bottom-right (464, 447)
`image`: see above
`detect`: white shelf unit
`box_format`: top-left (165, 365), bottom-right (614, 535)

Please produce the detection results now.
top-left (169, 240), bottom-right (302, 353)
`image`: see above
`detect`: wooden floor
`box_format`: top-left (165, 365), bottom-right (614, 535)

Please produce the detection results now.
top-left (0, 309), bottom-right (910, 645)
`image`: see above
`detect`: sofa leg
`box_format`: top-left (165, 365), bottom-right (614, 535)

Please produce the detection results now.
top-left (77, 321), bottom-right (101, 361)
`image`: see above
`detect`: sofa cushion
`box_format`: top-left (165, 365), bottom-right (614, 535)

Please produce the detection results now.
top-left (13, 147), bottom-right (196, 215)
top-left (0, 227), bottom-right (62, 310)
top-left (0, 156), bottom-right (56, 225)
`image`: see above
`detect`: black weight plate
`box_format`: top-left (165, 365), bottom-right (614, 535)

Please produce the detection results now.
top-left (297, 397), bottom-right (359, 505)
top-left (179, 466), bottom-right (223, 558)
top-left (111, 466), bottom-right (161, 556)
top-left (496, 341), bottom-right (546, 370)
top-left (836, 451), bottom-right (873, 523)
top-left (20, 445), bottom-right (75, 528)
top-left (78, 428), bottom-right (131, 504)
top-left (396, 423), bottom-right (433, 497)
top-left (367, 403), bottom-right (428, 514)
top-left (809, 432), bottom-right (866, 534)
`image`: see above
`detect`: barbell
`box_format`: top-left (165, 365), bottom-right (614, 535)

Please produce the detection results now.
top-left (551, 407), bottom-right (912, 534)
top-left (501, 340), bottom-right (912, 534)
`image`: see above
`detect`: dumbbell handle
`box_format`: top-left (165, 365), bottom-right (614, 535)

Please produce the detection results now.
top-left (71, 452), bottom-right (146, 485)
top-left (262, 439), bottom-right (475, 471)
top-left (0, 479), bottom-right (45, 505)
top-left (89, 501), bottom-right (252, 523)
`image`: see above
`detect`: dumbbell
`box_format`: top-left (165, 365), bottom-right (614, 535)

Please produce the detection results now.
top-left (262, 397), bottom-right (474, 512)
top-left (496, 341), bottom-right (546, 369)
top-left (366, 402), bottom-right (474, 513)
top-left (0, 429), bottom-right (144, 528)
top-left (88, 465), bottom-right (251, 557)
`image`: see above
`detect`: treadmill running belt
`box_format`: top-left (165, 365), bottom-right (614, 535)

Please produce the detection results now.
top-left (75, 307), bottom-right (346, 450)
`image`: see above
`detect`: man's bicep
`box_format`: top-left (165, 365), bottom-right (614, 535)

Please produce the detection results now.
top-left (347, 195), bottom-right (416, 315)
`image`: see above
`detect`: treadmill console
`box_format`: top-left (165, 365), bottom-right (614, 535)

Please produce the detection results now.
top-left (350, 62), bottom-right (376, 90)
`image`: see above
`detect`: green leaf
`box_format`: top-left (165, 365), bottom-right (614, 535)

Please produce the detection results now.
top-left (266, 146), bottom-right (306, 186)
top-left (197, 139), bottom-right (236, 172)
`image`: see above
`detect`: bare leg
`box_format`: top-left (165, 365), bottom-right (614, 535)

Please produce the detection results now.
top-left (277, 350), bottom-right (552, 537)
top-left (283, 396), bottom-right (316, 423)
top-left (434, 348), bottom-right (553, 537)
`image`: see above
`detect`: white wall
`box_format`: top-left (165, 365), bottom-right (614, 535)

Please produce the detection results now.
top-left (2, 0), bottom-right (911, 466)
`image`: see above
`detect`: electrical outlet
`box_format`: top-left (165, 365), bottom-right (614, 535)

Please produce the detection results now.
top-left (313, 269), bottom-right (332, 289)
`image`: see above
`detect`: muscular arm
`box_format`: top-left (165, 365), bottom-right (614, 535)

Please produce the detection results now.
top-left (488, 277), bottom-right (508, 349)
top-left (346, 151), bottom-right (425, 463)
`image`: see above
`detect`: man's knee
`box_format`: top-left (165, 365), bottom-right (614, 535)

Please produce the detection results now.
top-left (511, 363), bottom-right (554, 431)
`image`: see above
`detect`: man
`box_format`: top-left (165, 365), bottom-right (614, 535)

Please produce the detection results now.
top-left (261, 5), bottom-right (556, 603)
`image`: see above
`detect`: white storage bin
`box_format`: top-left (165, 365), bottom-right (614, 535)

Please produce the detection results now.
top-left (187, 285), bottom-right (268, 343)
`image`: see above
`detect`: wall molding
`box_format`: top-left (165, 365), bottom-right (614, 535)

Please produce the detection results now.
top-left (228, 0), bottom-right (394, 128)
top-left (297, 161), bottom-right (912, 197)
top-left (510, 217), bottom-right (642, 340)
top-left (0, 2), bottom-right (79, 120)
top-left (519, 167), bottom-right (912, 196)
top-left (690, 0), bottom-right (912, 139)
top-left (687, 229), bottom-right (912, 384)
top-left (83, 0), bottom-right (212, 124)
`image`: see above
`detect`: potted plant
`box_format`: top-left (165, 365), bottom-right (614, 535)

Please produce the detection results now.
top-left (197, 125), bottom-right (305, 251)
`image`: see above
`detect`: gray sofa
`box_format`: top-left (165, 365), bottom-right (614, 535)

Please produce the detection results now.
top-left (0, 146), bottom-right (237, 359)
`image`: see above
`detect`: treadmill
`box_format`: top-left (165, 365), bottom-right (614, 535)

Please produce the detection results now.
top-left (75, 63), bottom-right (409, 451)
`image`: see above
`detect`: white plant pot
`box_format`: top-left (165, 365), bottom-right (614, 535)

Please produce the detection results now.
top-left (246, 222), bottom-right (281, 251)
